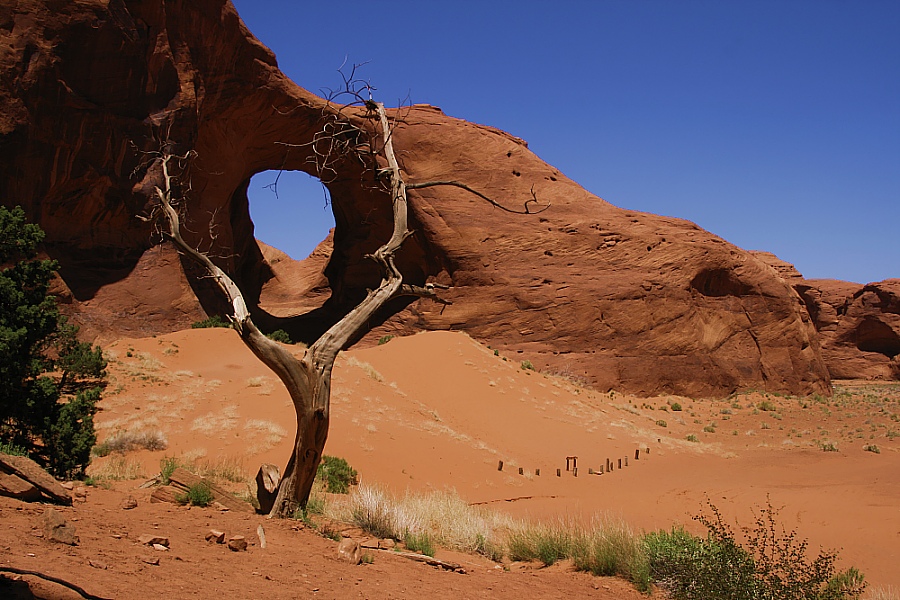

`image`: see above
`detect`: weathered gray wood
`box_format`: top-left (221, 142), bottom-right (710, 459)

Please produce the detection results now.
top-left (255, 463), bottom-right (280, 515)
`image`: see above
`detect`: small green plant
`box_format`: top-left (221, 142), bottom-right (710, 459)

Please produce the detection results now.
top-left (863, 444), bottom-right (881, 454)
top-left (159, 456), bottom-right (180, 484)
top-left (266, 329), bottom-right (292, 343)
top-left (758, 400), bottom-right (777, 411)
top-left (191, 315), bottom-right (231, 329)
top-left (493, 349), bottom-right (499, 356)
top-left (655, 419), bottom-right (667, 428)
top-left (317, 455), bottom-right (358, 494)
top-left (404, 530), bottom-right (435, 557)
top-left (821, 441), bottom-right (839, 452)
top-left (175, 481), bottom-right (214, 507)
top-left (0, 440), bottom-right (28, 456)
top-left (703, 425), bottom-right (716, 434)
top-left (361, 552), bottom-right (375, 564)
top-left (521, 360), bottom-right (535, 371)
top-left (686, 434), bottom-right (699, 442)
top-left (377, 335), bottom-right (394, 345)
top-left (670, 402), bottom-right (683, 411)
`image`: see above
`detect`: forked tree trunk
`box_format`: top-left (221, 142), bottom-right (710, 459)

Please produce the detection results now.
top-left (153, 102), bottom-right (417, 517)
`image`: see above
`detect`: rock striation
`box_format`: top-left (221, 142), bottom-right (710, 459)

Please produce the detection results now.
top-left (1, 0), bottom-right (832, 396)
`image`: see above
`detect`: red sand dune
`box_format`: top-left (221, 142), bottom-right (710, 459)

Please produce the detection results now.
top-left (94, 328), bottom-right (900, 589)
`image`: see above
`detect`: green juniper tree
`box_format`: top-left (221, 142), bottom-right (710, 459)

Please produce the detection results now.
top-left (0, 205), bottom-right (106, 478)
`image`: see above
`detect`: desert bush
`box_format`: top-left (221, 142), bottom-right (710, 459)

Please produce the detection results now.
top-left (176, 481), bottom-right (214, 507)
top-left (686, 434), bottom-right (699, 442)
top-left (191, 315), bottom-right (231, 329)
top-left (862, 444), bottom-right (880, 454)
top-left (404, 529), bottom-right (436, 557)
top-left (0, 440), bottom-right (28, 456)
top-left (645, 501), bottom-right (866, 600)
top-left (266, 329), bottom-right (292, 343)
top-left (758, 400), bottom-right (777, 412)
top-left (671, 402), bottom-right (683, 411)
top-left (317, 455), bottom-right (358, 494)
top-left (0, 206), bottom-right (106, 479)
top-left (93, 429), bottom-right (168, 456)
top-left (159, 456), bottom-right (180, 484)
top-left (377, 335), bottom-right (394, 345)
top-left (90, 455), bottom-right (145, 481)
top-left (521, 360), bottom-right (535, 371)
top-left (656, 419), bottom-right (668, 427)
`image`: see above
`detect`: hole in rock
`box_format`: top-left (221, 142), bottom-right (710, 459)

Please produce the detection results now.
top-left (855, 317), bottom-right (900, 358)
top-left (247, 170), bottom-right (335, 259)
top-left (690, 268), bottom-right (752, 298)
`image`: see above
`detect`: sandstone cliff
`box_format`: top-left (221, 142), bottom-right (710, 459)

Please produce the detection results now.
top-left (0, 0), bottom-right (831, 396)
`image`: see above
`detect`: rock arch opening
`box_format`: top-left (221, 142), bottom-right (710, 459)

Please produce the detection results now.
top-left (855, 317), bottom-right (900, 358)
top-left (247, 170), bottom-right (335, 260)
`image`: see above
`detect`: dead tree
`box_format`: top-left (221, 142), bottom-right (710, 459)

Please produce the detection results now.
top-left (144, 72), bottom-right (547, 518)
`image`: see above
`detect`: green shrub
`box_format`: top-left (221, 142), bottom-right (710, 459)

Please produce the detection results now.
top-left (703, 425), bottom-right (716, 434)
top-left (159, 456), bottom-right (180, 485)
top-left (521, 360), bottom-right (535, 371)
top-left (0, 206), bottom-right (106, 479)
top-left (757, 400), bottom-right (777, 412)
top-left (656, 419), bottom-right (668, 428)
top-left (377, 335), bottom-right (394, 345)
top-left (862, 444), bottom-right (880, 454)
top-left (404, 530), bottom-right (435, 557)
top-left (671, 402), bottom-right (683, 411)
top-left (686, 434), bottom-right (699, 442)
top-left (0, 440), bottom-right (28, 456)
top-left (644, 501), bottom-right (866, 600)
top-left (176, 481), bottom-right (214, 507)
top-left (266, 329), bottom-right (292, 343)
top-left (317, 455), bottom-right (358, 494)
top-left (191, 315), bottom-right (231, 329)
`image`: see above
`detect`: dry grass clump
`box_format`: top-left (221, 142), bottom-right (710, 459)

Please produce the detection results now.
top-left (88, 455), bottom-right (145, 481)
top-left (329, 484), bottom-right (508, 560)
top-left (866, 587), bottom-right (899, 600)
top-left (343, 356), bottom-right (384, 382)
top-left (93, 429), bottom-right (168, 456)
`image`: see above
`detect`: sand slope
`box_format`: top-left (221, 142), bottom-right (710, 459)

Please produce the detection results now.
top-left (94, 328), bottom-right (900, 588)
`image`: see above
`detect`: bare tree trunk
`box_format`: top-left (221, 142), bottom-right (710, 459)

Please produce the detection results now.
top-left (151, 101), bottom-right (420, 517)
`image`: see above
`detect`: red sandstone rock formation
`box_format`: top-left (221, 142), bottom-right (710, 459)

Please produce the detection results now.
top-left (1, 0), bottom-right (831, 396)
top-left (751, 253), bottom-right (899, 381)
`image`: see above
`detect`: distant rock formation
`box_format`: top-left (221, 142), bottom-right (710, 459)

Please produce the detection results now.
top-left (752, 253), bottom-right (899, 381)
top-left (1, 0), bottom-right (832, 397)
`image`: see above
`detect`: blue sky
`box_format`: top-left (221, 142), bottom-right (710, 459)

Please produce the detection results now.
top-left (233, 0), bottom-right (899, 284)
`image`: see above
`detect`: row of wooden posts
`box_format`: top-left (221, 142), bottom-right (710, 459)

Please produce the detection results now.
top-left (496, 448), bottom-right (648, 477)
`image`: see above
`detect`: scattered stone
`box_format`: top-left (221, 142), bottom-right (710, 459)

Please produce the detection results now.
top-left (0, 472), bottom-right (41, 502)
top-left (227, 535), bottom-right (247, 552)
top-left (205, 530), bottom-right (226, 544)
top-left (0, 454), bottom-right (71, 505)
top-left (72, 486), bottom-right (88, 502)
top-left (337, 539), bottom-right (361, 565)
top-left (211, 501), bottom-right (229, 511)
top-left (60, 481), bottom-right (74, 490)
top-left (378, 538), bottom-right (396, 550)
top-left (142, 557), bottom-right (160, 566)
top-left (152, 543), bottom-right (168, 551)
top-left (138, 534), bottom-right (169, 547)
top-left (88, 559), bottom-right (108, 570)
top-left (121, 496), bottom-right (138, 510)
top-left (42, 507), bottom-right (77, 545)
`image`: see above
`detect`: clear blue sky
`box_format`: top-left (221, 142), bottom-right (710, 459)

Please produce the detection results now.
top-left (233, 0), bottom-right (899, 284)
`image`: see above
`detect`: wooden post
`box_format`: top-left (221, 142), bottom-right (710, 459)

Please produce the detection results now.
top-left (556, 468), bottom-right (561, 477)
top-left (536, 469), bottom-right (540, 476)
top-left (573, 468), bottom-right (578, 477)
top-left (599, 465), bottom-right (604, 474)
top-left (618, 458), bottom-right (622, 469)
top-left (635, 449), bottom-right (640, 460)
top-left (625, 457), bottom-right (629, 467)
top-left (588, 468), bottom-right (594, 475)
top-left (498, 460), bottom-right (503, 471)
top-left (518, 467), bottom-right (524, 475)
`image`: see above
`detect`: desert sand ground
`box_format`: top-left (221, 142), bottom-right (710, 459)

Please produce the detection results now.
top-left (3, 327), bottom-right (898, 598)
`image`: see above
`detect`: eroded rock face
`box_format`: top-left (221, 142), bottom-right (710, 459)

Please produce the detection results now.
top-left (751, 254), bottom-right (899, 381)
top-left (0, 0), bottom-right (832, 396)
top-left (796, 279), bottom-right (900, 380)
